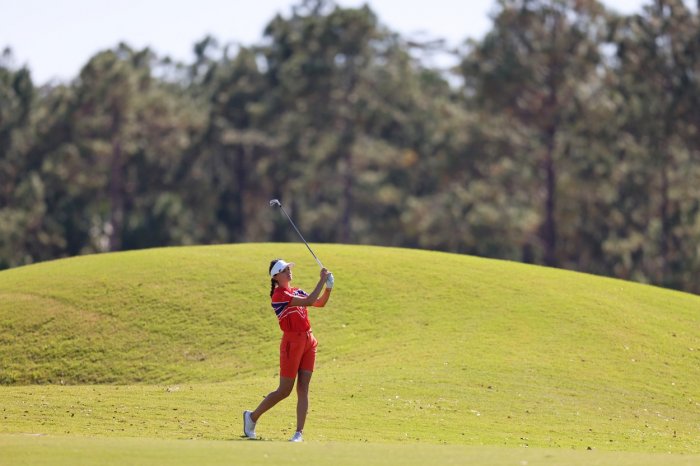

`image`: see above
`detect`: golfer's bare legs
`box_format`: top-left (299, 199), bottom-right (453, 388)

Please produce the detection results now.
top-left (296, 370), bottom-right (313, 433)
top-left (251, 377), bottom-right (295, 422)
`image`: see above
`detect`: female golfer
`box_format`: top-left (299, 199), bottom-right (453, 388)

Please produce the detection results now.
top-left (243, 259), bottom-right (333, 442)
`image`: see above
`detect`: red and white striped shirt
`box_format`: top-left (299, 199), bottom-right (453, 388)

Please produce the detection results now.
top-left (271, 286), bottom-right (311, 332)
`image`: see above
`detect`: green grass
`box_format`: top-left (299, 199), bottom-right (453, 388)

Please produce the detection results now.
top-left (3, 434), bottom-right (700, 466)
top-left (1, 243), bottom-right (699, 464)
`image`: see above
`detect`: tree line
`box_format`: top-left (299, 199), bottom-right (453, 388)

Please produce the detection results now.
top-left (1, 0), bottom-right (699, 294)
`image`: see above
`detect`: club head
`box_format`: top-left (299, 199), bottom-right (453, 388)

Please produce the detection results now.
top-left (269, 199), bottom-right (281, 207)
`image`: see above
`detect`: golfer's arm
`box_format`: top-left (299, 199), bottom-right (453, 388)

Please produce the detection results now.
top-left (313, 288), bottom-right (332, 307)
top-left (290, 280), bottom-right (326, 307)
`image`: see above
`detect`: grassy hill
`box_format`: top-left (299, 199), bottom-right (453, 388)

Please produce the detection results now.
top-left (1, 243), bottom-right (699, 456)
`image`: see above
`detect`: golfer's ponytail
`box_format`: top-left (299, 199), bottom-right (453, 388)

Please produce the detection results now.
top-left (269, 259), bottom-right (281, 297)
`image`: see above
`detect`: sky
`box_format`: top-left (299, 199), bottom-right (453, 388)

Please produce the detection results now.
top-left (1, 0), bottom-right (652, 85)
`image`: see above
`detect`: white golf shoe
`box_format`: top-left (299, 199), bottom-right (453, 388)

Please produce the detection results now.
top-left (289, 431), bottom-right (303, 442)
top-left (243, 410), bottom-right (256, 439)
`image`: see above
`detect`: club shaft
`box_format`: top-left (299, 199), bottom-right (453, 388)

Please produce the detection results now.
top-left (279, 206), bottom-right (324, 269)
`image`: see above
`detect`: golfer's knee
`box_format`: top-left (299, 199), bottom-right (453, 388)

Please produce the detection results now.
top-left (296, 382), bottom-right (309, 396)
top-left (276, 386), bottom-right (293, 399)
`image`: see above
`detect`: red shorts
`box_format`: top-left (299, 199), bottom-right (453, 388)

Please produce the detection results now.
top-left (280, 330), bottom-right (318, 378)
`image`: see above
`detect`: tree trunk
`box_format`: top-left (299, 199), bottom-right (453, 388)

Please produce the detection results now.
top-left (341, 149), bottom-right (353, 244)
top-left (659, 162), bottom-right (670, 285)
top-left (230, 145), bottom-right (247, 241)
top-left (542, 141), bottom-right (557, 267)
top-left (108, 115), bottom-right (124, 252)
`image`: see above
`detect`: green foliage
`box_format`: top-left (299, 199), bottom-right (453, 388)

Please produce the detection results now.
top-left (458, 0), bottom-right (610, 266)
top-left (606, 0), bottom-right (700, 290)
top-left (1, 0), bottom-right (700, 293)
top-left (0, 52), bottom-right (36, 269)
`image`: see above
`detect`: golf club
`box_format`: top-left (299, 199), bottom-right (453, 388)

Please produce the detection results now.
top-left (269, 199), bottom-right (324, 269)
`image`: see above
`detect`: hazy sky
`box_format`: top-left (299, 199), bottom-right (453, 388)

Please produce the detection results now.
top-left (1, 0), bottom-right (653, 85)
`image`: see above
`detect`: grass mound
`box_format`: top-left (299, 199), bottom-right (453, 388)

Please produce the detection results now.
top-left (1, 243), bottom-right (699, 452)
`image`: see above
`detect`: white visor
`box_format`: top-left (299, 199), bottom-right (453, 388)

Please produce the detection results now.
top-left (270, 259), bottom-right (295, 277)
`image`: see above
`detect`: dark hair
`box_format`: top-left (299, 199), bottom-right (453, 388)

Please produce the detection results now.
top-left (269, 259), bottom-right (281, 297)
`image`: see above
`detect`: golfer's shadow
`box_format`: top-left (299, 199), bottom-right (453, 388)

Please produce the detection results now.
top-left (235, 435), bottom-right (267, 441)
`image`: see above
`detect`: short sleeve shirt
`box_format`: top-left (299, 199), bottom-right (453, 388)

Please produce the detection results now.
top-left (271, 286), bottom-right (311, 332)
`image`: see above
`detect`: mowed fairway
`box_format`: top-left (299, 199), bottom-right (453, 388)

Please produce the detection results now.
top-left (1, 244), bottom-right (699, 465)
